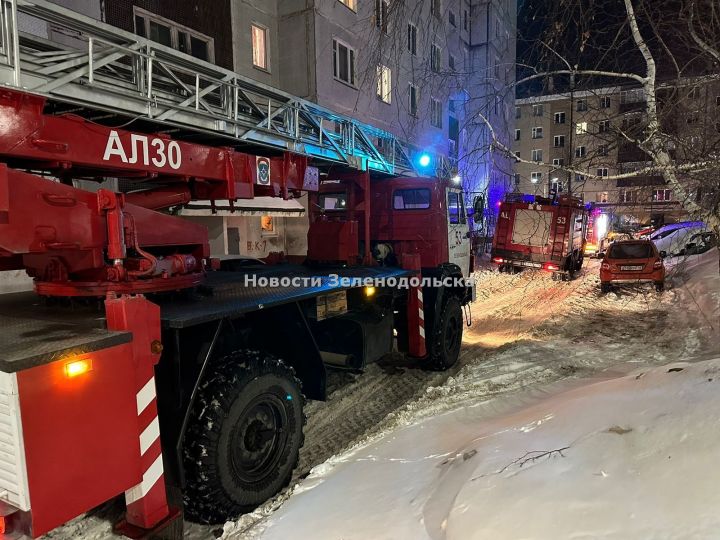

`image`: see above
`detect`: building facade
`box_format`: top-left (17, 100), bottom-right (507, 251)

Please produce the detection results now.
top-left (512, 84), bottom-right (706, 227)
top-left (25, 0), bottom-right (517, 256)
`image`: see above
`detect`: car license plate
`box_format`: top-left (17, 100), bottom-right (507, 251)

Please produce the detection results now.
top-left (620, 265), bottom-right (643, 271)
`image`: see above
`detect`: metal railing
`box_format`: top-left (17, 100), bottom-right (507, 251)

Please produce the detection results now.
top-left (0, 0), bottom-right (417, 176)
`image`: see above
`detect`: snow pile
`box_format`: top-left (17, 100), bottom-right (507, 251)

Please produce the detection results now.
top-left (249, 359), bottom-right (720, 540)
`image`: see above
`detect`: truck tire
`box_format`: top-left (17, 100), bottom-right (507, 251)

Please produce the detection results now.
top-left (601, 282), bottom-right (611, 293)
top-left (427, 295), bottom-right (463, 371)
top-left (182, 350), bottom-right (305, 524)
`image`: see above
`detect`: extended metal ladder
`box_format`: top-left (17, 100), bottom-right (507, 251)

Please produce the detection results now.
top-left (0, 0), bottom-right (419, 176)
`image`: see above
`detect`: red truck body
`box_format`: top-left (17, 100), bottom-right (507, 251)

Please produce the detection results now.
top-left (491, 194), bottom-right (589, 278)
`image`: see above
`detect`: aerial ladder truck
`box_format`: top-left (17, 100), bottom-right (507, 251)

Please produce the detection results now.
top-left (0, 1), bottom-right (474, 537)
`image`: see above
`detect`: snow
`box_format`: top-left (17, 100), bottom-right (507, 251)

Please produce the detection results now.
top-left (46, 250), bottom-right (720, 539)
top-left (247, 358), bottom-right (720, 540)
top-left (225, 251), bottom-right (720, 540)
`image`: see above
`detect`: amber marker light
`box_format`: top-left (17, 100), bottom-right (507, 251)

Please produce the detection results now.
top-left (64, 358), bottom-right (92, 378)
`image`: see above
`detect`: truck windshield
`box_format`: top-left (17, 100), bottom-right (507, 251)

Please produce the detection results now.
top-left (318, 192), bottom-right (347, 210)
top-left (608, 243), bottom-right (653, 259)
top-left (393, 188), bottom-right (431, 209)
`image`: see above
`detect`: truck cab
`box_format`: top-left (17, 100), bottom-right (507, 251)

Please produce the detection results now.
top-left (309, 176), bottom-right (471, 277)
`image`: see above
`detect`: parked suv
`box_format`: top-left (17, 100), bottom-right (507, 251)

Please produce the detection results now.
top-left (600, 240), bottom-right (665, 293)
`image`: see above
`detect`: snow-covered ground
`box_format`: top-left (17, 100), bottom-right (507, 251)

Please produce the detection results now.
top-left (247, 358), bottom-right (720, 540)
top-left (48, 251), bottom-right (720, 539)
top-left (221, 250), bottom-right (720, 540)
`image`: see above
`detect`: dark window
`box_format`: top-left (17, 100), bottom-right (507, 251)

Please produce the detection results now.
top-left (608, 242), bottom-right (653, 259)
top-left (149, 20), bottom-right (172, 47)
top-left (577, 99), bottom-right (588, 112)
top-left (318, 192), bottom-right (347, 210)
top-left (449, 10), bottom-right (456, 26)
top-left (190, 36), bottom-right (209, 61)
top-left (393, 188), bottom-right (431, 210)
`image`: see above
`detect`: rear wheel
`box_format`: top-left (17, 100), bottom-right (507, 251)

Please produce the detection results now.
top-left (427, 295), bottom-right (463, 371)
top-left (600, 282), bottom-right (611, 293)
top-left (655, 281), bottom-right (665, 292)
top-left (183, 351), bottom-right (305, 524)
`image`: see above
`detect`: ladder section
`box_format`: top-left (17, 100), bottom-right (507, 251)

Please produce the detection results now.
top-left (0, 0), bottom-right (417, 176)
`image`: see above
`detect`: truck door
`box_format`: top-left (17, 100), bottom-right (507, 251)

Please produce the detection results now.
top-left (447, 188), bottom-right (470, 276)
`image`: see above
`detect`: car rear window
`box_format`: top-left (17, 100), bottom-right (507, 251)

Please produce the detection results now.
top-left (608, 243), bottom-right (653, 259)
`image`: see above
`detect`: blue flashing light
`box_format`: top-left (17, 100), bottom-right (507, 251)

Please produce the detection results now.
top-left (418, 153), bottom-right (432, 168)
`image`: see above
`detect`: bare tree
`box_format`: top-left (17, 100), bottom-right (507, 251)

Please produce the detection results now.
top-left (479, 0), bottom-right (720, 251)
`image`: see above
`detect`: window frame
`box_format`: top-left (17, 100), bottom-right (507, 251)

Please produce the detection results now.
top-left (531, 126), bottom-right (543, 139)
top-left (407, 23), bottom-right (418, 55)
top-left (554, 111), bottom-right (566, 124)
top-left (530, 171), bottom-right (542, 184)
top-left (133, 7), bottom-right (215, 62)
top-left (576, 99), bottom-right (588, 112)
top-left (408, 83), bottom-right (419, 117)
top-left (376, 64), bottom-right (392, 104)
top-left (393, 188), bottom-right (432, 210)
top-left (575, 146), bottom-right (586, 158)
top-left (251, 23), bottom-right (270, 72)
top-left (531, 148), bottom-right (543, 162)
top-left (431, 43), bottom-right (442, 72)
top-left (332, 37), bottom-right (356, 87)
top-left (430, 97), bottom-right (443, 128)
top-left (375, 0), bottom-right (390, 33)
top-left (532, 104), bottom-right (544, 117)
top-left (447, 190), bottom-right (466, 225)
top-left (553, 134), bottom-right (565, 147)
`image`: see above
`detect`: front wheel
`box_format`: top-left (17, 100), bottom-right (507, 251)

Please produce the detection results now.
top-left (183, 351), bottom-right (305, 524)
top-left (427, 295), bottom-right (463, 371)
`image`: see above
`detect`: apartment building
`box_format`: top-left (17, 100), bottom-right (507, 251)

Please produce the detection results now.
top-left (25, 0), bottom-right (516, 254)
top-left (512, 83), bottom-right (712, 226)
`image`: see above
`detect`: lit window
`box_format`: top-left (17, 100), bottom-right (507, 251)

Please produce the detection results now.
top-left (333, 39), bottom-right (356, 86)
top-left (530, 172), bottom-right (542, 184)
top-left (377, 65), bottom-right (392, 104)
top-left (251, 25), bottom-right (268, 70)
top-left (338, 0), bottom-right (357, 11)
top-left (575, 122), bottom-right (588, 134)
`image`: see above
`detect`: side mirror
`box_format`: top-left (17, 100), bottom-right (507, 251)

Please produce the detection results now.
top-left (473, 195), bottom-right (484, 224)
top-left (660, 250), bottom-right (667, 259)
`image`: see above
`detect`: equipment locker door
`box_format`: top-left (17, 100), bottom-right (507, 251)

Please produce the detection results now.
top-left (447, 189), bottom-right (471, 277)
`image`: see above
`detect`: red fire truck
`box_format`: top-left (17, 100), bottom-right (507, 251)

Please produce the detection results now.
top-left (0, 2), bottom-right (473, 538)
top-left (491, 193), bottom-right (589, 280)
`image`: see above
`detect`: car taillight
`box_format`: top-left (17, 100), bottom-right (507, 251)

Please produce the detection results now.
top-left (653, 259), bottom-right (663, 269)
top-left (492, 257), bottom-right (504, 264)
top-left (544, 262), bottom-right (560, 271)
top-left (601, 262), bottom-right (610, 270)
